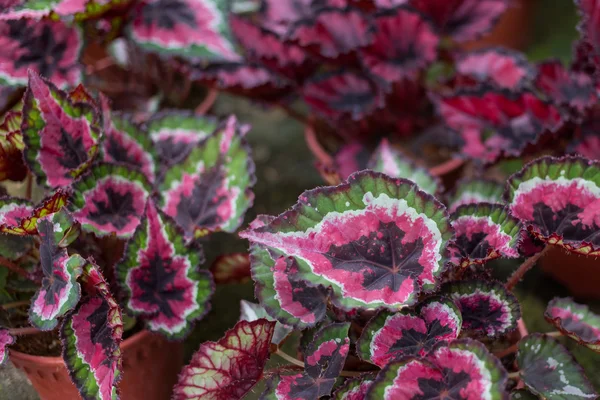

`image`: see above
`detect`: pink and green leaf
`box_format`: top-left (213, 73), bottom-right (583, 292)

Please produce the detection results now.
top-left (456, 48), bottom-right (533, 90)
top-left (0, 0), bottom-right (128, 20)
top-left (0, 191), bottom-right (68, 235)
top-left (116, 200), bottom-right (213, 339)
top-left (545, 297), bottom-right (600, 352)
top-left (239, 300), bottom-right (293, 346)
top-left (506, 156), bottom-right (600, 256)
top-left (0, 110), bottom-right (27, 182)
top-left (366, 340), bottom-right (508, 400)
top-left (210, 252), bottom-right (251, 284)
top-left (240, 171), bottom-right (453, 312)
top-left (357, 297), bottom-right (462, 367)
top-left (517, 334), bottom-right (597, 400)
top-left (159, 116), bottom-right (255, 237)
top-left (22, 71), bottom-right (101, 187)
top-left (261, 322), bottom-right (351, 400)
top-left (0, 328), bottom-right (14, 365)
top-left (334, 376), bottom-right (375, 400)
top-left (448, 203), bottom-right (521, 268)
top-left (173, 319), bottom-right (275, 400)
top-left (0, 19), bottom-right (82, 88)
top-left (443, 280), bottom-right (521, 337)
top-left (447, 178), bottom-right (504, 213)
top-left (126, 0), bottom-right (238, 61)
top-left (29, 215), bottom-right (85, 330)
top-left (69, 163), bottom-right (152, 239)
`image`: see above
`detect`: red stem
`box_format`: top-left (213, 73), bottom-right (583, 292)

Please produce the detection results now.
top-left (194, 88), bottom-right (218, 115)
top-left (505, 246), bottom-right (551, 290)
top-left (429, 158), bottom-right (464, 177)
top-left (9, 327), bottom-right (41, 336)
top-left (517, 318), bottom-right (529, 338)
top-left (304, 123), bottom-right (334, 167)
top-left (0, 256), bottom-right (35, 282)
top-left (25, 173), bottom-right (33, 200)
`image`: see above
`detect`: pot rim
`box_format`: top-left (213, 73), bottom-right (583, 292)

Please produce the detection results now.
top-left (9, 328), bottom-right (153, 365)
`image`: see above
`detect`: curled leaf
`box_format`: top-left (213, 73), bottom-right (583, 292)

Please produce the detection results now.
top-left (0, 328), bottom-right (14, 365)
top-left (0, 191), bottom-right (68, 235)
top-left (239, 300), bottom-right (293, 345)
top-left (545, 297), bottom-right (600, 352)
top-left (210, 253), bottom-right (251, 284)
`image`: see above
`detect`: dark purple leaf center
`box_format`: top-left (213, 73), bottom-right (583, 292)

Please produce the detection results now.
top-left (58, 127), bottom-right (88, 171)
top-left (454, 232), bottom-right (492, 259)
top-left (88, 188), bottom-right (136, 230)
top-left (156, 138), bottom-right (193, 166)
top-left (324, 221), bottom-right (424, 292)
top-left (106, 135), bottom-right (137, 166)
top-left (415, 369), bottom-right (472, 400)
top-left (85, 298), bottom-right (117, 356)
top-left (532, 202), bottom-right (600, 245)
top-left (38, 219), bottom-right (67, 306)
top-left (461, 297), bottom-right (504, 332)
top-left (330, 90), bottom-right (376, 114)
top-left (141, 0), bottom-right (197, 30)
top-left (137, 253), bottom-right (185, 318)
top-left (389, 319), bottom-right (453, 357)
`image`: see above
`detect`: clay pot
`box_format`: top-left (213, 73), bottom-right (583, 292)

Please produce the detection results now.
top-left (10, 330), bottom-right (183, 400)
top-left (539, 246), bottom-right (600, 299)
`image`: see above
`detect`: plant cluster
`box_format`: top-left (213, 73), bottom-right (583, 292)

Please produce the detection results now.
top-left (0, 0), bottom-right (600, 400)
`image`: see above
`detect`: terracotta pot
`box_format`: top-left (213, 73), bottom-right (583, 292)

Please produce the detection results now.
top-left (10, 330), bottom-right (183, 400)
top-left (464, 0), bottom-right (536, 51)
top-left (539, 246), bottom-right (600, 299)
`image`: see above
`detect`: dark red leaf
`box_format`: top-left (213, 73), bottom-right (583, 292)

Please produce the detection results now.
top-left (535, 60), bottom-right (597, 113)
top-left (456, 47), bottom-right (533, 90)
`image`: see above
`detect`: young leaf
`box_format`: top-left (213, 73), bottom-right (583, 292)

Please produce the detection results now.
top-left (0, 328), bottom-right (14, 366)
top-left (360, 7), bottom-right (439, 83)
top-left (456, 48), bottom-right (533, 90)
top-left (0, 19), bottom-right (82, 88)
top-left (366, 340), bottom-right (508, 400)
top-left (210, 253), bottom-right (251, 284)
top-left (411, 0), bottom-right (509, 42)
top-left (443, 280), bottom-right (521, 337)
top-left (173, 319), bottom-right (276, 400)
top-left (239, 300), bottom-right (293, 345)
top-left (61, 262), bottom-right (123, 400)
top-left (29, 216), bottom-right (85, 330)
top-left (116, 200), bottom-right (213, 339)
top-left (261, 322), bottom-right (351, 399)
top-left (0, 111), bottom-right (27, 182)
top-left (146, 111), bottom-right (218, 169)
top-left (448, 203), bottom-right (521, 268)
top-left (69, 163), bottom-right (152, 239)
top-left (0, 191), bottom-right (68, 235)
top-left (159, 116), bottom-right (256, 237)
top-left (357, 297), bottom-right (462, 367)
top-left (103, 113), bottom-right (157, 184)
top-left (333, 376), bottom-right (375, 400)
top-left (517, 334), bottom-right (597, 400)
top-left (241, 171), bottom-right (453, 312)
top-left (447, 178), bottom-right (505, 213)
top-left (22, 71), bottom-right (101, 188)
top-left (545, 297), bottom-right (600, 352)
top-left (368, 139), bottom-right (440, 195)
top-left (303, 71), bottom-right (385, 122)
top-left (438, 88), bottom-right (564, 163)
top-left (506, 156), bottom-right (600, 256)
top-left (126, 0), bottom-right (238, 61)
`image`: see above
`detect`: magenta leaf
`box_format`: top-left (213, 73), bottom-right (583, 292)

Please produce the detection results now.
top-left (360, 7), bottom-right (439, 83)
top-left (22, 71), bottom-right (101, 188)
top-left (506, 156), bottom-right (600, 256)
top-left (173, 319), bottom-right (276, 400)
top-left (448, 203), bottom-right (521, 268)
top-left (0, 19), bottom-right (82, 88)
top-left (447, 177), bottom-right (505, 213)
top-left (411, 0), bottom-right (509, 42)
top-left (261, 322), bottom-right (351, 400)
top-left (534, 60), bottom-right (597, 113)
top-left (576, 0), bottom-right (600, 66)
top-left (0, 190), bottom-right (69, 235)
top-left (210, 253), bottom-right (251, 284)
top-left (545, 297), bottom-right (600, 352)
top-left (159, 116), bottom-right (256, 237)
top-left (241, 171), bottom-right (453, 312)
top-left (0, 328), bottom-right (15, 366)
top-left (288, 7), bottom-right (374, 60)
top-left (456, 47), bottom-right (533, 90)
top-left (116, 200), bottom-right (214, 339)
top-left (517, 334), bottom-right (597, 400)
top-left (438, 88), bottom-right (564, 163)
top-left (332, 142), bottom-right (371, 180)
top-left (333, 376), bottom-right (375, 400)
top-left (126, 0), bottom-right (238, 61)
top-left (28, 213), bottom-right (84, 330)
top-left (69, 163), bottom-right (152, 239)
top-left (303, 71), bottom-right (385, 122)
top-left (443, 280), bottom-right (521, 337)
top-left (61, 262), bottom-right (123, 400)
top-left (257, 0), bottom-right (314, 35)
top-left (366, 340), bottom-right (508, 399)
top-left (357, 297), bottom-right (462, 367)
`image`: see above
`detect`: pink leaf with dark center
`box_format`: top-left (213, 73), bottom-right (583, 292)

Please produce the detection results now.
top-left (173, 319), bottom-right (275, 400)
top-left (358, 297), bottom-right (462, 367)
top-left (360, 7), bottom-right (439, 82)
top-left (535, 60), bottom-right (597, 113)
top-left (545, 297), bottom-right (600, 352)
top-left (506, 156), bottom-right (600, 256)
top-left (303, 71), bottom-right (385, 122)
top-left (411, 0), bottom-right (509, 42)
top-left (0, 19), bottom-right (82, 88)
top-left (22, 71), bottom-right (101, 188)
top-left (456, 47), bottom-right (533, 90)
top-left (116, 200), bottom-right (213, 339)
top-left (438, 88), bottom-right (564, 163)
top-left (210, 253), bottom-right (251, 284)
top-left (0, 328), bottom-right (14, 365)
